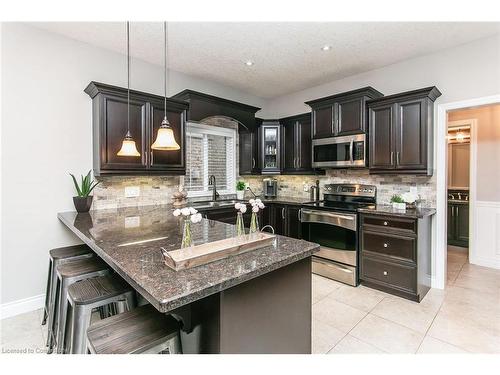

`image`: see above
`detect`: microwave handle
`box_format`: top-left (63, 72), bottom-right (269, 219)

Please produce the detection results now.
top-left (349, 140), bottom-right (354, 163)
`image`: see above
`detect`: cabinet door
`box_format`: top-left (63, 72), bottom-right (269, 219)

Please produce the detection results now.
top-left (282, 120), bottom-right (296, 171)
top-left (239, 129), bottom-right (254, 175)
top-left (312, 105), bottom-right (334, 139)
top-left (286, 206), bottom-right (302, 239)
top-left (260, 125), bottom-right (281, 174)
top-left (272, 204), bottom-right (287, 236)
top-left (447, 204), bottom-right (455, 242)
top-left (395, 99), bottom-right (427, 170)
top-left (149, 100), bottom-right (185, 172)
top-left (296, 116), bottom-right (312, 171)
top-left (456, 204), bottom-right (469, 245)
top-left (337, 97), bottom-right (364, 135)
top-left (100, 94), bottom-right (148, 171)
top-left (369, 103), bottom-right (395, 169)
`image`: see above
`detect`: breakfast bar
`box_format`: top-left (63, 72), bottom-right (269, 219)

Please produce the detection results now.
top-left (58, 205), bottom-right (319, 353)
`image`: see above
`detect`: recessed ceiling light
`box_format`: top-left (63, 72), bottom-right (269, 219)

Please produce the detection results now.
top-left (321, 45), bottom-right (331, 51)
top-left (245, 60), bottom-right (254, 66)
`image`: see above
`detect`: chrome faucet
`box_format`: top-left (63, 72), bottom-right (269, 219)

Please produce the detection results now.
top-left (208, 175), bottom-right (219, 201)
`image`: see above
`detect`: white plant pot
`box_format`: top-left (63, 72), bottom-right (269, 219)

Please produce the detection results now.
top-left (392, 202), bottom-right (406, 211)
top-left (236, 191), bottom-right (245, 200)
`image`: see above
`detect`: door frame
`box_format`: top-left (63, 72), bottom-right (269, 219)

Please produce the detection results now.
top-left (435, 94), bottom-right (500, 289)
top-left (447, 119), bottom-right (477, 259)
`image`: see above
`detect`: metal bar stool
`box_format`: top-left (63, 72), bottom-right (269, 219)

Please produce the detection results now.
top-left (86, 304), bottom-right (182, 354)
top-left (42, 245), bottom-right (94, 327)
top-left (63, 274), bottom-right (136, 354)
top-left (50, 257), bottom-right (110, 354)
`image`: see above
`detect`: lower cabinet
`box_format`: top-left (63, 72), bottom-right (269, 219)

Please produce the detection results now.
top-left (447, 202), bottom-right (469, 247)
top-left (203, 208), bottom-right (252, 228)
top-left (359, 213), bottom-right (432, 302)
top-left (264, 203), bottom-right (301, 239)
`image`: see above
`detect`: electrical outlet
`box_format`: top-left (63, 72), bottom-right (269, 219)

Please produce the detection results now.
top-left (303, 183), bottom-right (309, 192)
top-left (124, 216), bottom-right (140, 228)
top-left (125, 186), bottom-right (140, 198)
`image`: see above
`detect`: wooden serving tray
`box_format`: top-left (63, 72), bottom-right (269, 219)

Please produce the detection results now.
top-left (160, 232), bottom-right (276, 271)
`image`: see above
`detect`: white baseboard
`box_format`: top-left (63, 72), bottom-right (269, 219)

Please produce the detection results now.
top-left (0, 294), bottom-right (45, 319)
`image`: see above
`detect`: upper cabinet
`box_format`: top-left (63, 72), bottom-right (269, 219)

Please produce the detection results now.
top-left (84, 82), bottom-right (189, 176)
top-left (259, 120), bottom-right (282, 174)
top-left (305, 87), bottom-right (383, 139)
top-left (281, 113), bottom-right (314, 174)
top-left (367, 87), bottom-right (441, 175)
top-left (239, 118), bottom-right (261, 175)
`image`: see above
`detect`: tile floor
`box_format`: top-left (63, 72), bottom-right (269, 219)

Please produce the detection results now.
top-left (1, 246), bottom-right (499, 354)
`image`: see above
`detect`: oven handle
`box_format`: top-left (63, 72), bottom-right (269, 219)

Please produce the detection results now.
top-left (300, 208), bottom-right (357, 231)
top-left (349, 139), bottom-right (354, 163)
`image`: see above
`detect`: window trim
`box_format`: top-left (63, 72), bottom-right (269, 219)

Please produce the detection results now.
top-left (185, 122), bottom-right (237, 198)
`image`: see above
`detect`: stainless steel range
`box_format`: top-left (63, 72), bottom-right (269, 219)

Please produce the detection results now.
top-left (300, 184), bottom-right (376, 286)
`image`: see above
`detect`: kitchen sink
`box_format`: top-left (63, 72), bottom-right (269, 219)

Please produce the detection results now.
top-left (191, 199), bottom-right (245, 210)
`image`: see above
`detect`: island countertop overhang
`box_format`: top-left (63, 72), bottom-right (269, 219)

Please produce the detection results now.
top-left (57, 205), bottom-right (319, 313)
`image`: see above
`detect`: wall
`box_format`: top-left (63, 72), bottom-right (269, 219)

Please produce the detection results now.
top-left (0, 23), bottom-right (266, 308)
top-left (261, 34), bottom-right (500, 118)
top-left (448, 104), bottom-right (500, 202)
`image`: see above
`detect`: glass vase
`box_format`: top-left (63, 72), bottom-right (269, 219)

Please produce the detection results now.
top-left (181, 218), bottom-right (193, 248)
top-left (235, 212), bottom-right (245, 236)
top-left (249, 212), bottom-right (259, 234)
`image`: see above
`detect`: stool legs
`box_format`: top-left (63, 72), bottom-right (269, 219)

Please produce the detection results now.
top-left (56, 277), bottom-right (71, 354)
top-left (42, 259), bottom-right (53, 325)
top-left (70, 304), bottom-right (93, 355)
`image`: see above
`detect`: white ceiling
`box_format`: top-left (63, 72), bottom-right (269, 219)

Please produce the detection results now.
top-left (34, 22), bottom-right (500, 99)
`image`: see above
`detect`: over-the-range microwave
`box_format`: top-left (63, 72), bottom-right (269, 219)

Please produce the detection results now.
top-left (312, 133), bottom-right (366, 168)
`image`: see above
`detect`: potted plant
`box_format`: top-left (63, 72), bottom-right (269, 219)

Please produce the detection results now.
top-left (236, 180), bottom-right (246, 200)
top-left (70, 171), bottom-right (100, 213)
top-left (390, 194), bottom-right (406, 210)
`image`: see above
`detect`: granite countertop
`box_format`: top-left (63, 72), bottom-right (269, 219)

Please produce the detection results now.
top-left (57, 205), bottom-right (319, 313)
top-left (261, 196), bottom-right (313, 205)
top-left (357, 205), bottom-right (436, 219)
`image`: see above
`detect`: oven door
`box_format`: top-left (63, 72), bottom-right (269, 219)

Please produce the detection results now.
top-left (300, 209), bottom-right (357, 266)
top-left (312, 134), bottom-right (366, 168)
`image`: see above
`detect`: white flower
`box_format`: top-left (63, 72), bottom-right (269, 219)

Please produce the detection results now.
top-left (181, 207), bottom-right (191, 216)
top-left (239, 205), bottom-right (247, 214)
top-left (249, 199), bottom-right (255, 205)
top-left (235, 203), bottom-right (241, 210)
top-left (189, 207), bottom-right (198, 215)
top-left (255, 198), bottom-right (262, 204)
top-left (173, 209), bottom-right (181, 217)
top-left (252, 206), bottom-right (259, 213)
top-left (402, 192), bottom-right (418, 204)
top-left (190, 213), bottom-right (202, 223)
top-left (258, 203), bottom-right (265, 209)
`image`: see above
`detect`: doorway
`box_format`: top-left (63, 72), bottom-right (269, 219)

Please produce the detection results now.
top-left (436, 97), bottom-right (500, 289)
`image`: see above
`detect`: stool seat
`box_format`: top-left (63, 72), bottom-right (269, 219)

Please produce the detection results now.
top-left (68, 275), bottom-right (131, 305)
top-left (57, 258), bottom-right (108, 278)
top-left (49, 244), bottom-right (93, 260)
top-left (87, 305), bottom-right (180, 354)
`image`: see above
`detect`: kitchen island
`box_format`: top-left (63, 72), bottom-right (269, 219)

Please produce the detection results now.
top-left (58, 205), bottom-right (319, 353)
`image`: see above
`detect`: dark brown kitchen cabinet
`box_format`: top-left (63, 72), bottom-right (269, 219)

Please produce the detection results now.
top-left (360, 212), bottom-right (432, 302)
top-left (282, 113), bottom-right (314, 174)
top-left (448, 202), bottom-right (469, 247)
top-left (270, 204), bottom-right (287, 235)
top-left (264, 203), bottom-right (301, 239)
top-left (239, 122), bottom-right (260, 175)
top-left (85, 81), bottom-right (189, 176)
top-left (286, 206), bottom-right (302, 239)
top-left (368, 86), bottom-right (441, 175)
top-left (305, 87), bottom-right (383, 139)
top-left (259, 121), bottom-right (282, 174)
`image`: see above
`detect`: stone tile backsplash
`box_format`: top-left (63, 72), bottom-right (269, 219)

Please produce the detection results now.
top-left (92, 169), bottom-right (435, 210)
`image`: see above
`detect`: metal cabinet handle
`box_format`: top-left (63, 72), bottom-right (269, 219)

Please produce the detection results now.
top-left (349, 140), bottom-right (354, 163)
top-left (396, 151), bottom-right (400, 165)
top-left (383, 243), bottom-right (388, 248)
top-left (252, 158), bottom-right (256, 168)
top-left (298, 209), bottom-right (302, 222)
top-left (383, 271), bottom-right (388, 276)
top-left (150, 151), bottom-right (154, 165)
top-left (390, 151), bottom-right (394, 165)
top-left (282, 207), bottom-right (286, 219)
top-left (383, 221), bottom-right (388, 226)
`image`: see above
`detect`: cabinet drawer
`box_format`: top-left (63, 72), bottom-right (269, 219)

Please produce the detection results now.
top-left (362, 214), bottom-right (416, 233)
top-left (362, 231), bottom-right (416, 262)
top-left (361, 256), bottom-right (416, 292)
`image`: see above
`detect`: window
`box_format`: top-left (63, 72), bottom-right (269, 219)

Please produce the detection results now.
top-left (184, 122), bottom-right (236, 197)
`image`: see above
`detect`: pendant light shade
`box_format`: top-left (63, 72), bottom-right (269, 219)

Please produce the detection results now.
top-left (151, 21), bottom-right (180, 151)
top-left (117, 21), bottom-right (141, 157)
top-left (117, 130), bottom-right (141, 156)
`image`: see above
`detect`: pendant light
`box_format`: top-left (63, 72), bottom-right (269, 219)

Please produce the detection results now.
top-left (117, 21), bottom-right (141, 157)
top-left (151, 21), bottom-right (180, 151)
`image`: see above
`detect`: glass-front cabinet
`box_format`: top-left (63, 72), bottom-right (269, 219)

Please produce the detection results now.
top-left (259, 121), bottom-right (282, 174)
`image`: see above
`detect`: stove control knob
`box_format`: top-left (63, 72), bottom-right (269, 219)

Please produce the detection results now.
top-left (383, 271), bottom-right (388, 276)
